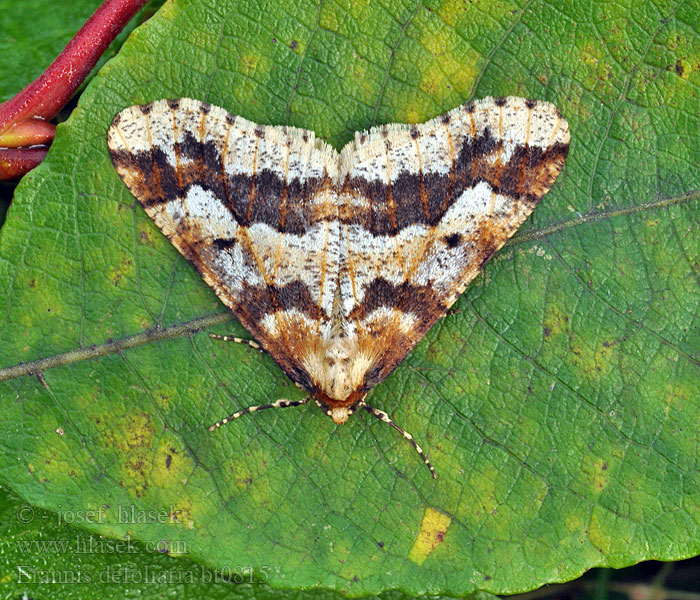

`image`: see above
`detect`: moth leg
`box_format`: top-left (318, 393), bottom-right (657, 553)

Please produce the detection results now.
top-left (209, 333), bottom-right (262, 352)
top-left (360, 402), bottom-right (437, 479)
top-left (209, 397), bottom-right (310, 431)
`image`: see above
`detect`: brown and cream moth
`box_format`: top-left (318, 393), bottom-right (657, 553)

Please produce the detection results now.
top-left (107, 96), bottom-right (570, 478)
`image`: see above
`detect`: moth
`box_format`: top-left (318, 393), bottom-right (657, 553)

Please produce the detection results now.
top-left (108, 96), bottom-right (569, 478)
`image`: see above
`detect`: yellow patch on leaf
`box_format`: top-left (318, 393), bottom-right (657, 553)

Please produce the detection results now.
top-left (408, 507), bottom-right (451, 565)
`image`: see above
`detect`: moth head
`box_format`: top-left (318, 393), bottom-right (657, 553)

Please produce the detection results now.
top-left (314, 390), bottom-right (366, 425)
top-left (330, 406), bottom-right (350, 425)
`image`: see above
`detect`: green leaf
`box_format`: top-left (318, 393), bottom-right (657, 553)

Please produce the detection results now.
top-left (0, 0), bottom-right (99, 102)
top-left (3, 482), bottom-right (488, 600)
top-left (0, 0), bottom-right (163, 226)
top-left (0, 0), bottom-right (161, 104)
top-left (1, 0), bottom-right (699, 597)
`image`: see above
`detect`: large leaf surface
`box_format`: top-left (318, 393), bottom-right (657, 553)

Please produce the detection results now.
top-left (0, 0), bottom-right (699, 596)
top-left (3, 481), bottom-right (490, 600)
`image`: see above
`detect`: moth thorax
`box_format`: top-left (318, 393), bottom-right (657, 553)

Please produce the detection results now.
top-left (324, 338), bottom-right (355, 401)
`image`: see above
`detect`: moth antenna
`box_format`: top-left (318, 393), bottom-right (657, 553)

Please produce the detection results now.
top-left (360, 402), bottom-right (437, 479)
top-left (209, 397), bottom-right (310, 431)
top-left (209, 333), bottom-right (262, 351)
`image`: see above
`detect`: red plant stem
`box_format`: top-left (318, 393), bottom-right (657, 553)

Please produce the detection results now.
top-left (0, 0), bottom-right (148, 135)
top-left (0, 148), bottom-right (49, 180)
top-left (0, 119), bottom-right (56, 148)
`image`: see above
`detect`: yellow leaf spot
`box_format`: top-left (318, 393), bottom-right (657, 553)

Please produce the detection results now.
top-left (108, 255), bottom-right (134, 287)
top-left (582, 456), bottom-right (611, 494)
top-left (240, 53), bottom-right (259, 75)
top-left (675, 58), bottom-right (691, 80)
top-left (408, 507), bottom-right (451, 565)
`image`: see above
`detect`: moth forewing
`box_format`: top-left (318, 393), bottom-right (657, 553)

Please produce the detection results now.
top-left (108, 96), bottom-right (569, 479)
